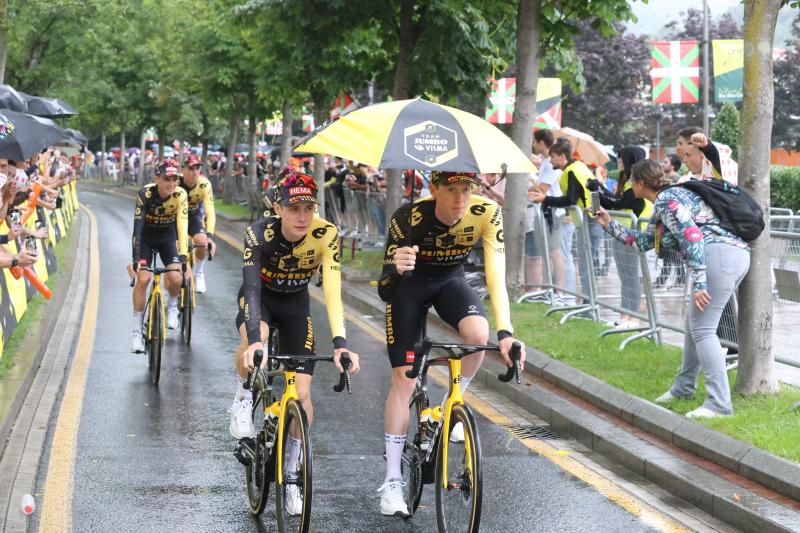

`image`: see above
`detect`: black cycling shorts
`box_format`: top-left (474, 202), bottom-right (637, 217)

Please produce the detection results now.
top-left (139, 229), bottom-right (180, 266)
top-left (188, 210), bottom-right (206, 238)
top-left (385, 271), bottom-right (486, 368)
top-left (235, 287), bottom-right (316, 375)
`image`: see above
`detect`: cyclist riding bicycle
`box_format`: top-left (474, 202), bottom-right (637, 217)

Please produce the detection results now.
top-left (228, 169), bottom-right (361, 514)
top-left (377, 170), bottom-right (526, 517)
top-left (178, 154), bottom-right (216, 293)
top-left (129, 159), bottom-right (189, 353)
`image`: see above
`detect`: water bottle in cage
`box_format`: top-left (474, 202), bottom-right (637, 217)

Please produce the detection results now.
top-left (264, 401), bottom-right (280, 447)
top-left (419, 405), bottom-right (442, 451)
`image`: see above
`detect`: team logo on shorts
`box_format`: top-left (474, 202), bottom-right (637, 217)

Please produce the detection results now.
top-left (468, 304), bottom-right (478, 314)
top-left (405, 351), bottom-right (415, 363)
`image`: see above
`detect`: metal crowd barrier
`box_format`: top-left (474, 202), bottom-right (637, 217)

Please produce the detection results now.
top-left (324, 187), bottom-right (387, 258)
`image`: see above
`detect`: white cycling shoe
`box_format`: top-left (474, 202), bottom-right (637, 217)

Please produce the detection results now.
top-left (378, 479), bottom-right (409, 517)
top-left (195, 272), bottom-right (206, 294)
top-left (228, 398), bottom-right (255, 439)
top-left (130, 331), bottom-right (145, 353)
top-left (166, 305), bottom-right (180, 329)
top-left (285, 484), bottom-right (303, 516)
top-left (449, 421), bottom-right (465, 443)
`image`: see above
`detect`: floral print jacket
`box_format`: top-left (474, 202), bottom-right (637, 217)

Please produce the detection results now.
top-left (605, 185), bottom-right (749, 293)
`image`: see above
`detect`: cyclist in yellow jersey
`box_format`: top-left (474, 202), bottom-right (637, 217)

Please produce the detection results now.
top-left (376, 171), bottom-right (526, 517)
top-left (179, 154), bottom-right (216, 293)
top-left (228, 170), bottom-right (360, 513)
top-left (129, 159), bottom-right (189, 352)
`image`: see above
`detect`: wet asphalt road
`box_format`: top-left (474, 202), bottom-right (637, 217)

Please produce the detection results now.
top-left (36, 189), bottom-right (662, 532)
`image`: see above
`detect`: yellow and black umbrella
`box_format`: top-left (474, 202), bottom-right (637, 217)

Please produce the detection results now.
top-left (295, 98), bottom-right (535, 174)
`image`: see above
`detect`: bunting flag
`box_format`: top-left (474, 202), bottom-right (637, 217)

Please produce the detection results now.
top-left (331, 91), bottom-right (359, 119)
top-left (650, 40), bottom-right (700, 104)
top-left (145, 127), bottom-right (158, 142)
top-left (485, 77), bottom-right (562, 129)
top-left (485, 77), bottom-right (516, 124)
top-left (265, 120), bottom-right (283, 135)
top-left (712, 40), bottom-right (744, 103)
top-left (302, 107), bottom-right (315, 132)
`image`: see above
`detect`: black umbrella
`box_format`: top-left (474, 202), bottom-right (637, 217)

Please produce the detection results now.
top-left (0, 85), bottom-right (29, 113)
top-left (24, 96), bottom-right (77, 118)
top-left (65, 128), bottom-right (88, 145)
top-left (0, 109), bottom-right (72, 160)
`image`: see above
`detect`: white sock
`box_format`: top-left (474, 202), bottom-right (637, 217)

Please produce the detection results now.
top-left (195, 257), bottom-right (206, 275)
top-left (287, 435), bottom-right (302, 473)
top-left (441, 375), bottom-right (473, 410)
top-left (167, 294), bottom-right (178, 309)
top-left (235, 376), bottom-right (252, 402)
top-left (132, 311), bottom-right (143, 333)
top-left (384, 433), bottom-right (406, 483)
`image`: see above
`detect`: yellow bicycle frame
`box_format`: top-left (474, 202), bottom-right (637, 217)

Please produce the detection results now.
top-left (440, 358), bottom-right (474, 489)
top-left (147, 273), bottom-right (166, 340)
top-left (273, 369), bottom-right (300, 485)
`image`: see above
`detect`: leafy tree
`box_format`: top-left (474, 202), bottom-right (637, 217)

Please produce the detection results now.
top-left (710, 102), bottom-right (740, 160)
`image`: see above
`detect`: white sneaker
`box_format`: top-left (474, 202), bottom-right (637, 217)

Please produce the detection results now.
top-left (654, 390), bottom-right (676, 403)
top-left (686, 406), bottom-right (730, 419)
top-left (378, 479), bottom-right (409, 517)
top-left (130, 331), bottom-right (144, 353)
top-left (228, 398), bottom-right (255, 439)
top-left (195, 272), bottom-right (206, 294)
top-left (449, 421), bottom-right (465, 443)
top-left (285, 483), bottom-right (303, 516)
top-left (166, 304), bottom-right (179, 329)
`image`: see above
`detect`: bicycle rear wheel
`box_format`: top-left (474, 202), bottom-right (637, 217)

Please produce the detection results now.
top-left (149, 294), bottom-right (163, 385)
top-left (402, 391), bottom-right (426, 515)
top-left (181, 276), bottom-right (193, 345)
top-left (246, 376), bottom-right (271, 516)
top-left (275, 399), bottom-right (312, 533)
top-left (435, 403), bottom-right (482, 533)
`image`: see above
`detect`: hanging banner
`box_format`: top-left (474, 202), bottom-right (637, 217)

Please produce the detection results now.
top-left (650, 40), bottom-right (700, 104)
top-left (331, 91), bottom-right (359, 119)
top-left (485, 77), bottom-right (562, 129)
top-left (712, 39), bottom-right (744, 102)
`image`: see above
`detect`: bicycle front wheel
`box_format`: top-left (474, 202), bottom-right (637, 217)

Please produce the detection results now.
top-left (275, 399), bottom-right (312, 533)
top-left (435, 403), bottom-right (482, 533)
top-left (246, 377), bottom-right (271, 516)
top-left (181, 276), bottom-right (193, 345)
top-left (149, 293), bottom-right (163, 385)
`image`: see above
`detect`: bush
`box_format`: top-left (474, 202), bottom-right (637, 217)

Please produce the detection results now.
top-left (771, 165), bottom-right (800, 211)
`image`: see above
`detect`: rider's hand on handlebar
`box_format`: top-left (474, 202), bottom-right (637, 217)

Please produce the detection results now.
top-left (393, 245), bottom-right (418, 274)
top-left (244, 342), bottom-right (266, 372)
top-left (333, 348), bottom-right (360, 374)
top-left (499, 336), bottom-right (526, 367)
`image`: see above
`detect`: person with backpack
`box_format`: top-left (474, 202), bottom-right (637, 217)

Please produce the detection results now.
top-left (595, 159), bottom-right (751, 418)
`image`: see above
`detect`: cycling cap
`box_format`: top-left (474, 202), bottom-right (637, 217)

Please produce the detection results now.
top-left (185, 154), bottom-right (201, 168)
top-left (158, 159), bottom-right (181, 177)
top-left (277, 168), bottom-right (318, 205)
top-left (430, 171), bottom-right (479, 186)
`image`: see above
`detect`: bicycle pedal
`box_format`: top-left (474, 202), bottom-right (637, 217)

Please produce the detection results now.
top-left (233, 438), bottom-right (254, 467)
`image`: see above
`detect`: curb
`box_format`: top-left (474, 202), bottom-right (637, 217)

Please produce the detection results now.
top-left (339, 279), bottom-right (800, 533)
top-left (0, 213), bottom-right (82, 456)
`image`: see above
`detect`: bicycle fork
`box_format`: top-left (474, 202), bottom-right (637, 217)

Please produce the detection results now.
top-left (440, 358), bottom-right (473, 490)
top-left (275, 371), bottom-right (300, 485)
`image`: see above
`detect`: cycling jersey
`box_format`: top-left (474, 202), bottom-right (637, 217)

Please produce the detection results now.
top-left (178, 175), bottom-right (216, 236)
top-left (132, 183), bottom-right (188, 263)
top-left (378, 194), bottom-right (512, 334)
top-left (241, 215), bottom-right (345, 346)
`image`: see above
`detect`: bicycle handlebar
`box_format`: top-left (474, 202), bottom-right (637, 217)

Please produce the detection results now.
top-left (498, 342), bottom-right (522, 384)
top-left (244, 349), bottom-right (352, 394)
top-left (333, 352), bottom-right (352, 394)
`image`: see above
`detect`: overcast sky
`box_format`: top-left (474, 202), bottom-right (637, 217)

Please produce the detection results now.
top-left (629, 0), bottom-right (743, 36)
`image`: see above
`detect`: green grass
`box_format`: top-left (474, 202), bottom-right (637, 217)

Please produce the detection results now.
top-left (214, 198), bottom-right (251, 219)
top-left (0, 218), bottom-right (76, 379)
top-left (340, 248), bottom-right (384, 272)
top-left (498, 302), bottom-right (800, 462)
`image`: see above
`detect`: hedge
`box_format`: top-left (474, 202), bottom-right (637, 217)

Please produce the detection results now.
top-left (770, 165), bottom-right (800, 212)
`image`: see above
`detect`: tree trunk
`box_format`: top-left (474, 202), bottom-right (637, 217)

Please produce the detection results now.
top-left (157, 128), bottom-right (165, 165)
top-left (138, 129), bottom-right (146, 184)
top-left (100, 130), bottom-right (107, 181)
top-left (314, 153), bottom-right (325, 218)
top-left (0, 0), bottom-right (8, 85)
top-left (201, 114), bottom-right (209, 176)
top-left (223, 114), bottom-right (239, 204)
top-left (734, 0), bottom-right (782, 396)
top-left (506, 0), bottom-right (542, 299)
top-left (280, 99), bottom-right (294, 168)
top-left (384, 0), bottom-right (419, 223)
top-left (120, 129), bottom-right (127, 183)
top-left (248, 113), bottom-right (258, 192)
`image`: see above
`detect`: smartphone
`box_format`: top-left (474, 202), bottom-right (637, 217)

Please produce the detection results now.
top-left (24, 236), bottom-right (37, 256)
top-left (590, 191), bottom-right (601, 215)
